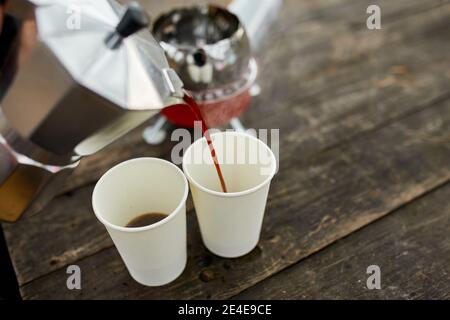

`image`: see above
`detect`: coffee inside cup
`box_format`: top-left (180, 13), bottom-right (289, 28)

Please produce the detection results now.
top-left (126, 213), bottom-right (168, 228)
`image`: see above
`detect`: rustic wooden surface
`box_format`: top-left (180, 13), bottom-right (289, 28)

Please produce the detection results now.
top-left (2, 0), bottom-right (450, 299)
top-left (235, 183), bottom-right (450, 300)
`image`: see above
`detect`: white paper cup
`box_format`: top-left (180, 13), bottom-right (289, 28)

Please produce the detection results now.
top-left (92, 158), bottom-right (188, 286)
top-left (183, 132), bottom-right (277, 258)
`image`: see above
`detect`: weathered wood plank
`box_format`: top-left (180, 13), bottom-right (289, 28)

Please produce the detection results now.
top-left (234, 183), bottom-right (450, 300)
top-left (4, 0), bottom-right (450, 288)
top-left (59, 0), bottom-right (450, 194)
top-left (18, 94), bottom-right (450, 299)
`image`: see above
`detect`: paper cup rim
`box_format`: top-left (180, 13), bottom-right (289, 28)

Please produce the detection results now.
top-left (182, 131), bottom-right (277, 198)
top-left (92, 157), bottom-right (189, 233)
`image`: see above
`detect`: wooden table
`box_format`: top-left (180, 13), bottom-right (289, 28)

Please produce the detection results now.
top-left (2, 0), bottom-right (450, 299)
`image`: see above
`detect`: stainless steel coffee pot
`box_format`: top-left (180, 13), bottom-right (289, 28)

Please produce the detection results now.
top-left (0, 0), bottom-right (184, 222)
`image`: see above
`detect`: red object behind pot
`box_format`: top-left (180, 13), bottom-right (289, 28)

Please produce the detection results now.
top-left (162, 58), bottom-right (257, 128)
top-left (161, 88), bottom-right (252, 128)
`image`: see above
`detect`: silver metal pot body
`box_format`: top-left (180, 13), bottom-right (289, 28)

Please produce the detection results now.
top-left (0, 0), bottom-right (184, 222)
top-left (153, 5), bottom-right (251, 93)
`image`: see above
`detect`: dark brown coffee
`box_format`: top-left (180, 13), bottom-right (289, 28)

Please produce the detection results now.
top-left (125, 213), bottom-right (168, 228)
top-left (182, 93), bottom-right (228, 193)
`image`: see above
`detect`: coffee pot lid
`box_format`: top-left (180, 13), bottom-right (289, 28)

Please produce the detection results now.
top-left (31, 0), bottom-right (183, 109)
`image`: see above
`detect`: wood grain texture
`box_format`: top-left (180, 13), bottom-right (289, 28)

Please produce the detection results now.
top-left (18, 96), bottom-right (450, 299)
top-left (8, 0), bottom-right (450, 284)
top-left (59, 0), bottom-right (450, 194)
top-left (2, 0), bottom-right (450, 299)
top-left (234, 183), bottom-right (450, 300)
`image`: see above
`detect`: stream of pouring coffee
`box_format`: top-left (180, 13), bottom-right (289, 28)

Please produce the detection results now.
top-left (183, 92), bottom-right (228, 193)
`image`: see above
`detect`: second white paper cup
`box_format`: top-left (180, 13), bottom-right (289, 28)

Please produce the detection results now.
top-left (92, 158), bottom-right (188, 286)
top-left (183, 132), bottom-right (277, 258)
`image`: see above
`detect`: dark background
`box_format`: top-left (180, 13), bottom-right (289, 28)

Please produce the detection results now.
top-left (0, 226), bottom-right (20, 299)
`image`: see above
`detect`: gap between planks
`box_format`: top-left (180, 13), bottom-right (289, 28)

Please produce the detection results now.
top-left (17, 96), bottom-right (450, 299)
